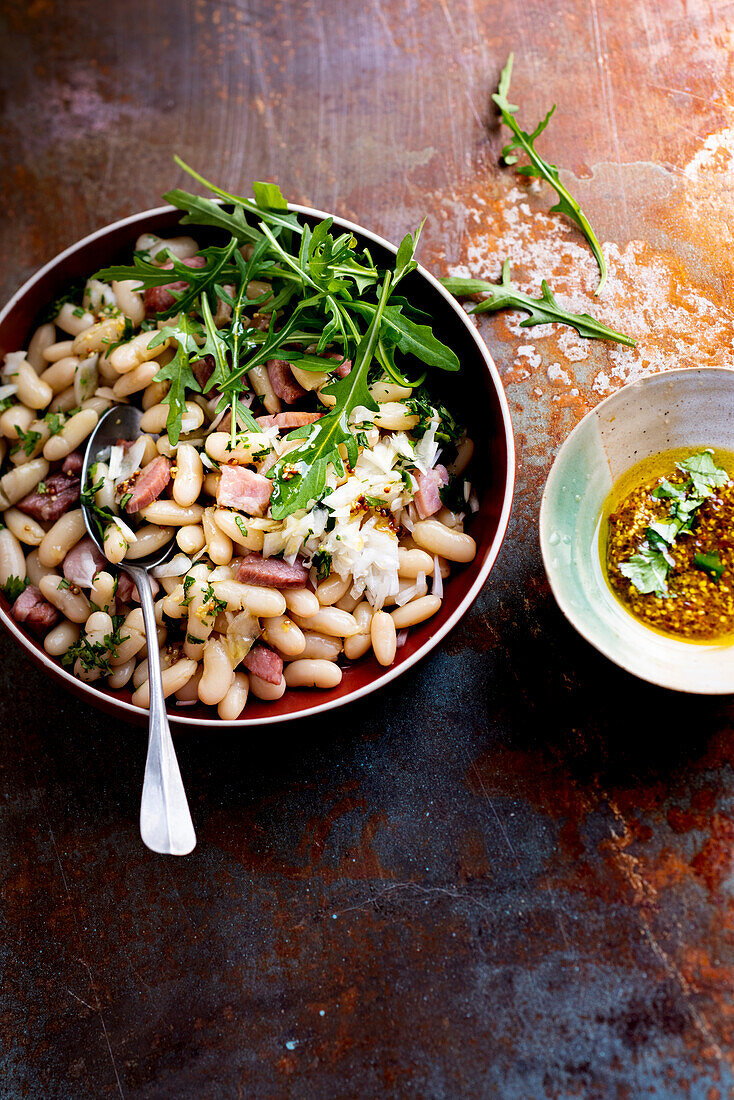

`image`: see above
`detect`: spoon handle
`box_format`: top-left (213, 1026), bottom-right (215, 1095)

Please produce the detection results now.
top-left (125, 565), bottom-right (196, 856)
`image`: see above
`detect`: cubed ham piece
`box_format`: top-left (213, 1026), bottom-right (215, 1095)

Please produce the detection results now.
top-left (216, 465), bottom-right (272, 516)
top-left (11, 585), bottom-right (59, 633)
top-left (324, 351), bottom-right (352, 378)
top-left (266, 359), bottom-right (306, 404)
top-left (115, 572), bottom-right (159, 604)
top-left (144, 255), bottom-right (207, 315)
top-left (192, 354), bottom-right (216, 392)
top-left (414, 464), bottom-right (449, 520)
top-left (255, 411), bottom-right (323, 430)
top-left (242, 643), bottom-right (283, 685)
top-left (236, 552), bottom-right (309, 588)
top-left (17, 471), bottom-right (80, 522)
top-left (124, 456), bottom-right (172, 513)
top-left (62, 537), bottom-right (107, 588)
top-left (61, 450), bottom-right (84, 475)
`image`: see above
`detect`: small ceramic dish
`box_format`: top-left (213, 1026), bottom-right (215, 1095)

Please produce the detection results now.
top-left (0, 203), bottom-right (515, 725)
top-left (540, 367), bottom-right (734, 694)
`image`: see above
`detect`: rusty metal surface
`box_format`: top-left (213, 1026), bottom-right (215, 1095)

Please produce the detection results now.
top-left (2, 0), bottom-right (734, 1096)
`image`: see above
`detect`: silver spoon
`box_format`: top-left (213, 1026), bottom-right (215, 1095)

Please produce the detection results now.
top-left (82, 405), bottom-right (196, 856)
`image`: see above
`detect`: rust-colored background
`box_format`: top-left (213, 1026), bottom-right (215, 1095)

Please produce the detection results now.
top-left (2, 1), bottom-right (734, 1097)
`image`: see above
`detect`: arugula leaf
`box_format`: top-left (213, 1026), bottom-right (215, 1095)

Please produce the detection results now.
top-left (164, 189), bottom-right (263, 245)
top-left (441, 261), bottom-right (635, 345)
top-left (174, 156), bottom-right (304, 236)
top-left (2, 575), bottom-right (29, 602)
top-left (267, 272), bottom-right (395, 519)
top-left (351, 301), bottom-right (461, 369)
top-left (619, 548), bottom-right (670, 598)
top-left (252, 181), bottom-right (288, 210)
top-left (492, 54), bottom-right (607, 295)
top-left (151, 313), bottom-right (203, 445)
top-left (694, 551), bottom-right (726, 581)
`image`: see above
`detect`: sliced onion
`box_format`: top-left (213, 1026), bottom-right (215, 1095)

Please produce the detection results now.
top-left (396, 629), bottom-right (409, 649)
top-left (114, 436), bottom-right (148, 485)
top-left (74, 354), bottom-right (99, 405)
top-left (432, 557), bottom-right (443, 598)
top-left (151, 553), bottom-right (193, 579)
top-left (0, 383), bottom-right (18, 401)
top-left (109, 515), bottom-right (137, 542)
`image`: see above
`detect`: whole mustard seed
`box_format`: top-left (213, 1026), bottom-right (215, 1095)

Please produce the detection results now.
top-left (604, 451), bottom-right (734, 640)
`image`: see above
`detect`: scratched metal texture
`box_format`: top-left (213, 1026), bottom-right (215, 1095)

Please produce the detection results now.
top-left (1, 1), bottom-right (734, 1097)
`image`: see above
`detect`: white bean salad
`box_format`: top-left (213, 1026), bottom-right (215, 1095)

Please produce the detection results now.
top-left (0, 170), bottom-right (478, 717)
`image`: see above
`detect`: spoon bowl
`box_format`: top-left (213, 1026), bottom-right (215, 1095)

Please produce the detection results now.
top-left (81, 405), bottom-right (196, 855)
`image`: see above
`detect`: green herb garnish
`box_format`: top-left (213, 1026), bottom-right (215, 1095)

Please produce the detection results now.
top-left (1, 575), bottom-right (29, 602)
top-left (492, 54), bottom-right (607, 295)
top-left (312, 550), bottom-right (332, 582)
top-left (441, 261), bottom-right (634, 345)
top-left (694, 551), bottom-right (726, 582)
top-left (10, 426), bottom-right (42, 458)
top-left (61, 616), bottom-right (126, 675)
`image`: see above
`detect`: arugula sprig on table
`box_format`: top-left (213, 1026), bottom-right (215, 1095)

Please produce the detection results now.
top-left (92, 161), bottom-right (459, 515)
top-left (619, 451), bottom-right (730, 597)
top-left (441, 261), bottom-right (635, 345)
top-left (493, 54), bottom-right (607, 296)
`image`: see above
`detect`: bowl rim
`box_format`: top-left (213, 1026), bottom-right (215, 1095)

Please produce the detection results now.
top-left (0, 201), bottom-right (516, 725)
top-left (539, 365), bottom-right (734, 693)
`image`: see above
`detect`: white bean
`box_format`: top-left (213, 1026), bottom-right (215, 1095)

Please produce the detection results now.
top-left (299, 631), bottom-right (343, 661)
top-left (211, 509), bottom-right (265, 551)
top-left (411, 519), bottom-right (476, 563)
top-left (282, 587), bottom-right (320, 619)
top-left (370, 610), bottom-right (397, 666)
top-left (103, 523), bottom-right (129, 565)
top-left (112, 359), bottom-right (160, 397)
top-left (4, 507), bottom-right (44, 546)
top-left (142, 378), bottom-right (170, 410)
top-left (0, 457), bottom-right (49, 509)
top-left (284, 659), bottom-right (342, 689)
top-left (107, 658), bottom-right (136, 690)
top-left (15, 359), bottom-right (53, 410)
top-left (203, 509), bottom-right (233, 565)
top-left (343, 602), bottom-right (373, 661)
top-left (315, 573), bottom-right (350, 606)
top-left (39, 575), bottom-right (90, 623)
top-left (136, 233), bottom-right (199, 262)
top-left (27, 323), bottom-right (57, 372)
top-left (398, 548), bottom-right (434, 578)
top-left (172, 442), bottom-right (204, 507)
top-left (43, 408), bottom-right (98, 461)
top-left (44, 620), bottom-right (80, 657)
top-left (289, 606), bottom-right (358, 638)
top-left (38, 508), bottom-right (85, 567)
top-left (42, 340), bottom-right (74, 363)
top-left (217, 671), bottom-right (249, 720)
top-left (91, 570), bottom-right (116, 610)
top-left (0, 403), bottom-right (34, 440)
top-left (49, 387), bottom-right (78, 413)
top-left (248, 672), bottom-right (286, 701)
top-left (0, 527), bottom-right (27, 586)
top-left (198, 638), bottom-right (235, 705)
top-left (370, 380), bottom-right (412, 402)
top-left (448, 437), bottom-right (474, 477)
top-left (109, 330), bottom-right (170, 375)
top-left (248, 363), bottom-right (280, 414)
top-left (112, 279), bottom-right (145, 326)
top-left (124, 524), bottom-right (172, 560)
top-left (390, 595), bottom-right (442, 628)
top-left (176, 524), bottom-right (206, 555)
top-left (261, 614), bottom-right (306, 658)
top-left (71, 316), bottom-right (124, 357)
top-left (131, 658), bottom-right (198, 709)
top-left (205, 431), bottom-right (272, 466)
top-left (40, 355), bottom-right (78, 394)
top-left (26, 549), bottom-right (56, 587)
top-left (55, 302), bottom-right (94, 336)
top-left (139, 500), bottom-right (204, 526)
top-left (211, 579), bottom-right (286, 618)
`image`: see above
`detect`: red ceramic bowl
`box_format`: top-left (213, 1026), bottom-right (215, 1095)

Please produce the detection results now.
top-left (0, 204), bottom-right (515, 726)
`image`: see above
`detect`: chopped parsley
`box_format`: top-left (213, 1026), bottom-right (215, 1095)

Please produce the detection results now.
top-left (312, 549), bottom-right (332, 582)
top-left (694, 551), bottom-right (726, 582)
top-left (10, 426), bottom-right (42, 457)
top-left (2, 575), bottom-right (29, 601)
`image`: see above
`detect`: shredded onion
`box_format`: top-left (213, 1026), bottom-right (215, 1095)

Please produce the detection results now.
top-left (396, 629), bottom-right (409, 649)
top-left (151, 553), bottom-right (192, 579)
top-left (113, 437), bottom-right (148, 485)
top-left (0, 383), bottom-right (18, 401)
top-left (432, 557), bottom-right (443, 598)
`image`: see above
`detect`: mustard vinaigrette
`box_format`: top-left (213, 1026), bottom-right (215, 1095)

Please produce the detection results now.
top-left (600, 448), bottom-right (734, 641)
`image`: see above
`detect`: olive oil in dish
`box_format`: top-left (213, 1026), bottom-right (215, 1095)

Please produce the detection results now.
top-left (601, 447), bottom-right (734, 641)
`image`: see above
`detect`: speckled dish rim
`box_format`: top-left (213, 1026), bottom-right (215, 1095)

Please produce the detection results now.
top-left (539, 366), bottom-right (734, 693)
top-left (0, 202), bottom-right (515, 726)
